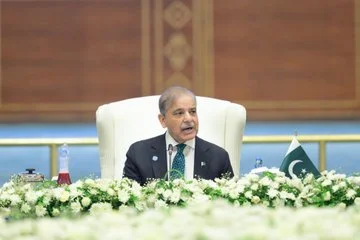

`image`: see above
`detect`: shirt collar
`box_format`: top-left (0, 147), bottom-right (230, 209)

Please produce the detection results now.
top-left (165, 131), bottom-right (195, 149)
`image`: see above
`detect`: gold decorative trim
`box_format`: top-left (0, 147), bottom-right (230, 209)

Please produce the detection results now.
top-left (206, 0), bottom-right (215, 97)
top-left (141, 0), bottom-right (151, 96)
top-left (162, 0), bottom-right (193, 90)
top-left (164, 32), bottom-right (192, 71)
top-left (192, 0), bottom-right (214, 97)
top-left (167, 72), bottom-right (191, 88)
top-left (154, 0), bottom-right (164, 93)
top-left (192, 0), bottom-right (201, 95)
top-left (164, 0), bottom-right (191, 29)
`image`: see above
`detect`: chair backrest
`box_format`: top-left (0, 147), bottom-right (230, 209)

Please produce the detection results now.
top-left (96, 95), bottom-right (246, 178)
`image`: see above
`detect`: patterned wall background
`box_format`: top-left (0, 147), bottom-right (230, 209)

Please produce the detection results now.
top-left (0, 0), bottom-right (359, 122)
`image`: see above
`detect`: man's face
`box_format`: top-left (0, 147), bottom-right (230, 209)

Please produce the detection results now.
top-left (158, 94), bottom-right (199, 143)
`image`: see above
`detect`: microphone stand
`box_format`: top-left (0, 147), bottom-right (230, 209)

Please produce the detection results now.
top-left (167, 144), bottom-right (173, 181)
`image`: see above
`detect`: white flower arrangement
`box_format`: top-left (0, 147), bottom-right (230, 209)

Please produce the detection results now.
top-left (0, 170), bottom-right (359, 220)
top-left (0, 170), bottom-right (360, 238)
top-left (1, 199), bottom-right (360, 239)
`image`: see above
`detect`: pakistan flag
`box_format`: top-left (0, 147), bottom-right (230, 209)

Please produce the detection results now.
top-left (280, 137), bottom-right (321, 179)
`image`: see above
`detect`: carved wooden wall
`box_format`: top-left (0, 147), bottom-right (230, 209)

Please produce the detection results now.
top-left (0, 0), bottom-right (359, 122)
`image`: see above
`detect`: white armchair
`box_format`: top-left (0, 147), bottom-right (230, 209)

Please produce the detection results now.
top-left (96, 95), bottom-right (246, 179)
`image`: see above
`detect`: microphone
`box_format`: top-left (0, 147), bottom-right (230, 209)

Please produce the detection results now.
top-left (167, 144), bottom-right (174, 180)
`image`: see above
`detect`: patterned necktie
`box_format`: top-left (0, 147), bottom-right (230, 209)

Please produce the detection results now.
top-left (170, 143), bottom-right (186, 180)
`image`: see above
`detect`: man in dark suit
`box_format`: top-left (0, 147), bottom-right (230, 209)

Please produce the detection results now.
top-left (123, 86), bottom-right (234, 185)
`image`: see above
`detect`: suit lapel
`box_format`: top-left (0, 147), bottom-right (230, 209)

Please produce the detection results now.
top-left (194, 137), bottom-right (209, 179)
top-left (151, 134), bottom-right (168, 179)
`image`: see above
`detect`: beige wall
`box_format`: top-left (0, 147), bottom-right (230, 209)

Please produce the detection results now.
top-left (0, 0), bottom-right (359, 122)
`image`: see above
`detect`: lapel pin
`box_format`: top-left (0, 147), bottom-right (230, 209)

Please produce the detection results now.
top-left (152, 156), bottom-right (158, 161)
top-left (201, 161), bottom-right (206, 167)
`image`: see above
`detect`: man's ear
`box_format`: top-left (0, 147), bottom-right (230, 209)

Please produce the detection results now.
top-left (158, 114), bottom-right (167, 128)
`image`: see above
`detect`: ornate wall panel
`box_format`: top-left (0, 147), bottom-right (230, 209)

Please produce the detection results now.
top-left (0, 0), bottom-right (359, 121)
top-left (0, 0), bottom-right (143, 121)
top-left (153, 0), bottom-right (211, 95)
top-left (213, 0), bottom-right (360, 120)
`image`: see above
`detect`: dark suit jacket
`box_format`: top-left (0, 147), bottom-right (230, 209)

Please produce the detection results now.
top-left (123, 134), bottom-right (234, 185)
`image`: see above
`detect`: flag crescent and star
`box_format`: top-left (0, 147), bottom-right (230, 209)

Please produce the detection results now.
top-left (288, 159), bottom-right (303, 178)
top-left (280, 136), bottom-right (321, 179)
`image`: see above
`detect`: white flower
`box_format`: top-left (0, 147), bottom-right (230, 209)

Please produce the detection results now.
top-left (287, 192), bottom-right (296, 201)
top-left (275, 176), bottom-right (286, 184)
top-left (236, 184), bottom-right (245, 193)
top-left (97, 181), bottom-right (110, 192)
top-left (336, 202), bottom-right (347, 209)
top-left (72, 180), bottom-right (84, 188)
top-left (338, 181), bottom-right (347, 188)
top-left (42, 195), bottom-right (51, 206)
top-left (154, 200), bottom-right (167, 209)
top-left (346, 189), bottom-right (356, 200)
top-left (269, 181), bottom-right (280, 189)
top-left (52, 188), bottom-right (65, 200)
top-left (69, 188), bottom-right (81, 199)
top-left (354, 197), bottom-right (360, 206)
top-left (244, 191), bottom-right (252, 199)
top-left (259, 176), bottom-right (271, 186)
top-left (294, 198), bottom-right (303, 208)
top-left (81, 197), bottom-right (91, 207)
top-left (156, 188), bottom-right (165, 195)
top-left (145, 194), bottom-right (157, 206)
top-left (184, 182), bottom-right (203, 194)
top-left (279, 191), bottom-right (289, 200)
top-left (59, 191), bottom-right (70, 203)
top-left (52, 208), bottom-right (60, 217)
top-left (267, 188), bottom-right (278, 199)
top-left (321, 179), bottom-right (332, 187)
top-left (162, 189), bottom-right (172, 200)
top-left (348, 176), bottom-right (360, 186)
top-left (303, 173), bottom-right (314, 184)
top-left (20, 203), bottom-right (31, 213)
top-left (172, 178), bottom-right (186, 186)
top-left (25, 190), bottom-right (38, 204)
top-left (220, 187), bottom-right (230, 196)
top-left (70, 201), bottom-right (82, 213)
top-left (247, 174), bottom-right (260, 182)
top-left (90, 189), bottom-right (98, 195)
top-left (332, 184), bottom-right (340, 193)
top-left (278, 191), bottom-right (295, 201)
top-left (228, 189), bottom-right (239, 199)
top-left (135, 201), bottom-right (146, 211)
top-left (84, 178), bottom-right (96, 186)
top-left (107, 188), bottom-right (115, 196)
top-left (117, 190), bottom-right (130, 203)
top-left (191, 193), bottom-right (209, 204)
top-left (169, 189), bottom-right (181, 203)
top-left (35, 205), bottom-right (47, 217)
top-left (291, 178), bottom-right (304, 190)
top-left (323, 191), bottom-right (331, 201)
top-left (273, 198), bottom-right (285, 207)
top-left (251, 196), bottom-right (261, 204)
top-left (233, 200), bottom-right (240, 207)
top-left (250, 183), bottom-right (259, 191)
top-left (9, 194), bottom-right (21, 206)
top-left (89, 202), bottom-right (112, 215)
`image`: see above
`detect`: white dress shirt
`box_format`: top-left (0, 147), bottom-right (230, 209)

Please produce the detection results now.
top-left (165, 131), bottom-right (195, 180)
